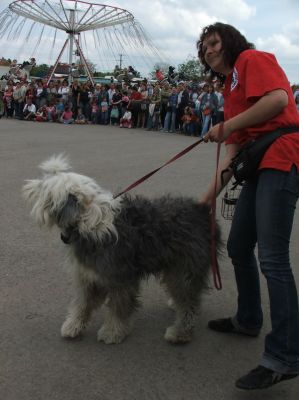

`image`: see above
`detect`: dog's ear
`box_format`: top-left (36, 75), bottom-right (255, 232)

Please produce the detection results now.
top-left (22, 179), bottom-right (42, 204)
top-left (56, 193), bottom-right (81, 228)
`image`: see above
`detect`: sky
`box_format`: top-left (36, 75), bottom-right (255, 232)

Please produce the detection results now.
top-left (1, 0), bottom-right (299, 83)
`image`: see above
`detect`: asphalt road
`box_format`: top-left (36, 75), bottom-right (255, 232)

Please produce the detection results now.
top-left (1, 119), bottom-right (298, 400)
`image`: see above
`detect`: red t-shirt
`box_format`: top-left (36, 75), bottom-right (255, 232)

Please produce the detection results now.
top-left (130, 91), bottom-right (142, 101)
top-left (224, 49), bottom-right (299, 172)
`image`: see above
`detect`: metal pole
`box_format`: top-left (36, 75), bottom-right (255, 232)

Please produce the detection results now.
top-left (75, 38), bottom-right (95, 86)
top-left (47, 38), bottom-right (69, 86)
top-left (68, 9), bottom-right (75, 86)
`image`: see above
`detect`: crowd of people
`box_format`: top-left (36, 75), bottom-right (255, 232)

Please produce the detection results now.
top-left (0, 75), bottom-right (226, 136)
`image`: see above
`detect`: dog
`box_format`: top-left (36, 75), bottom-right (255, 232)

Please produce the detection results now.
top-left (22, 154), bottom-right (221, 344)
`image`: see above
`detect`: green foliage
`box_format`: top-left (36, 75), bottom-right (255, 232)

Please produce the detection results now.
top-left (150, 57), bottom-right (205, 81)
top-left (178, 56), bottom-right (205, 81)
top-left (30, 64), bottom-right (50, 78)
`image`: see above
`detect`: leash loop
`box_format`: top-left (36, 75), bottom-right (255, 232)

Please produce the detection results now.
top-left (210, 122), bottom-right (223, 290)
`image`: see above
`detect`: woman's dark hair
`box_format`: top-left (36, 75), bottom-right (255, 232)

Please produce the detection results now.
top-left (197, 22), bottom-right (255, 82)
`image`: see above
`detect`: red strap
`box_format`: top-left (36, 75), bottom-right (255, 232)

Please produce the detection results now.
top-left (113, 137), bottom-right (205, 199)
top-left (210, 123), bottom-right (223, 290)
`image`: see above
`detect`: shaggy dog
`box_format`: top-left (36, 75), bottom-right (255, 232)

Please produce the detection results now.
top-left (22, 154), bottom-right (221, 344)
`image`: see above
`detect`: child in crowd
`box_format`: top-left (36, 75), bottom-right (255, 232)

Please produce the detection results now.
top-left (35, 105), bottom-right (48, 122)
top-left (121, 91), bottom-right (130, 117)
top-left (56, 99), bottom-right (65, 120)
top-left (110, 106), bottom-right (120, 126)
top-left (46, 102), bottom-right (56, 122)
top-left (60, 106), bottom-right (74, 124)
top-left (90, 100), bottom-right (99, 124)
top-left (181, 106), bottom-right (199, 136)
top-left (75, 108), bottom-right (87, 124)
top-left (23, 98), bottom-right (36, 121)
top-left (119, 109), bottom-right (132, 128)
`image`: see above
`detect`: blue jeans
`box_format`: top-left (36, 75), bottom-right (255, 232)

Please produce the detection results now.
top-left (163, 110), bottom-right (176, 132)
top-left (201, 114), bottom-right (211, 137)
top-left (227, 166), bottom-right (299, 374)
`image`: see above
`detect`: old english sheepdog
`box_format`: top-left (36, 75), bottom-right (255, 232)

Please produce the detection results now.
top-left (22, 154), bottom-right (221, 344)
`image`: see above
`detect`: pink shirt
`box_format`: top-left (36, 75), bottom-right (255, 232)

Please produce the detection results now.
top-left (62, 110), bottom-right (73, 120)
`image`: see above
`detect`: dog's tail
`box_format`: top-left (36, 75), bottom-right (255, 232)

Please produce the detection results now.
top-left (39, 154), bottom-right (71, 174)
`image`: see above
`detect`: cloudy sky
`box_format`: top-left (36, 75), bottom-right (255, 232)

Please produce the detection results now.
top-left (1, 0), bottom-right (299, 83)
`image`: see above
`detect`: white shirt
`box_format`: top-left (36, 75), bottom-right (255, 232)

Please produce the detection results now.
top-left (23, 103), bottom-right (36, 113)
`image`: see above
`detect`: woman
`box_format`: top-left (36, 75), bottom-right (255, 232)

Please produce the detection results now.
top-left (199, 84), bottom-right (218, 136)
top-left (163, 86), bottom-right (178, 133)
top-left (77, 82), bottom-right (90, 121)
top-left (197, 22), bottom-right (299, 390)
top-left (128, 86), bottom-right (142, 128)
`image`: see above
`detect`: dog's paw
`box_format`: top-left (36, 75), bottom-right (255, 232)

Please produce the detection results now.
top-left (61, 318), bottom-right (84, 338)
top-left (97, 324), bottom-right (128, 344)
top-left (164, 326), bottom-right (192, 344)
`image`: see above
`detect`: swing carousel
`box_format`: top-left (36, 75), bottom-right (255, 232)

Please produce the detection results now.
top-left (0, 0), bottom-right (167, 85)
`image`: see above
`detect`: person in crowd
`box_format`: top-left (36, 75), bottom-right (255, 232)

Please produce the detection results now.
top-left (120, 91), bottom-right (130, 117)
top-left (12, 81), bottom-right (24, 119)
top-left (35, 80), bottom-right (47, 110)
top-left (119, 108), bottom-right (132, 128)
top-left (59, 105), bottom-right (74, 124)
top-left (137, 82), bottom-right (148, 128)
top-left (197, 21), bottom-right (299, 390)
top-left (146, 84), bottom-right (161, 131)
top-left (23, 98), bottom-right (36, 120)
top-left (3, 83), bottom-right (14, 117)
top-left (46, 101), bottom-right (57, 122)
top-left (98, 84), bottom-right (109, 125)
top-left (35, 105), bottom-right (48, 122)
top-left (176, 82), bottom-right (190, 132)
top-left (163, 86), bottom-right (178, 133)
top-left (25, 82), bottom-right (36, 104)
top-left (200, 84), bottom-right (218, 137)
top-left (108, 83), bottom-right (116, 121)
top-left (57, 80), bottom-right (70, 105)
top-left (90, 100), bottom-right (99, 124)
top-left (77, 82), bottom-right (90, 122)
top-left (110, 87), bottom-right (122, 125)
top-left (129, 85), bottom-right (142, 128)
top-left (46, 81), bottom-right (57, 105)
top-left (70, 80), bottom-right (80, 119)
top-left (160, 82), bottom-right (172, 129)
top-left (75, 107), bottom-right (87, 124)
top-left (56, 98), bottom-right (65, 120)
top-left (181, 106), bottom-right (199, 136)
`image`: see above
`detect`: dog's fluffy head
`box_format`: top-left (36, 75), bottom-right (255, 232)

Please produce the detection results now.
top-left (22, 154), bottom-right (120, 240)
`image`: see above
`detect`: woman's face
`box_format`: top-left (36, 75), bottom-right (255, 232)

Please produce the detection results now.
top-left (202, 33), bottom-right (231, 75)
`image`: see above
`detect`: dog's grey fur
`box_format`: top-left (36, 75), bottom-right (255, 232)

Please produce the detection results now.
top-left (23, 154), bottom-right (221, 344)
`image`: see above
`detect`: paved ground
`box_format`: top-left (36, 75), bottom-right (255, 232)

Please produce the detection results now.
top-left (0, 119), bottom-right (298, 400)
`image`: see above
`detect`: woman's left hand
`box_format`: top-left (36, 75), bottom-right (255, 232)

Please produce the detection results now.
top-left (204, 122), bottom-right (232, 143)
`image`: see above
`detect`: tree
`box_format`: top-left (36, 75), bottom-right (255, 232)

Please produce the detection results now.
top-left (178, 56), bottom-right (205, 82)
top-left (30, 64), bottom-right (50, 78)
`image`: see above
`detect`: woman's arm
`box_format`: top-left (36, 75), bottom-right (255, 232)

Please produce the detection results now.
top-left (207, 89), bottom-right (288, 142)
top-left (199, 143), bottom-right (240, 206)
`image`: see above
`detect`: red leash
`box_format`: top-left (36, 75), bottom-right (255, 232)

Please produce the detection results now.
top-left (113, 128), bottom-right (223, 290)
top-left (113, 137), bottom-right (205, 199)
top-left (210, 122), bottom-right (223, 290)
